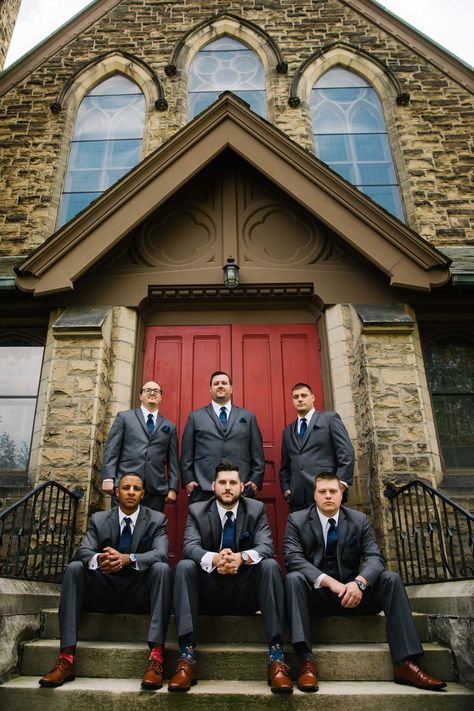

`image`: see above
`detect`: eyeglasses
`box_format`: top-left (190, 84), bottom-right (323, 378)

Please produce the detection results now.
top-left (141, 388), bottom-right (161, 395)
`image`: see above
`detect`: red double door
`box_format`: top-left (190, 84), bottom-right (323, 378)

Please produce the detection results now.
top-left (143, 324), bottom-right (323, 563)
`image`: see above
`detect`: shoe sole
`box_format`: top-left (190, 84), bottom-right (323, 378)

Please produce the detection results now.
top-left (39, 676), bottom-right (75, 688)
top-left (168, 680), bottom-right (197, 692)
top-left (141, 682), bottom-right (163, 690)
top-left (297, 684), bottom-right (319, 692)
top-left (394, 679), bottom-right (446, 691)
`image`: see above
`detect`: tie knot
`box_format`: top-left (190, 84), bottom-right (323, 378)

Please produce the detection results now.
top-left (220, 407), bottom-right (226, 414)
top-left (124, 517), bottom-right (132, 526)
top-left (225, 511), bottom-right (233, 522)
top-left (328, 518), bottom-right (336, 527)
top-left (147, 413), bottom-right (154, 421)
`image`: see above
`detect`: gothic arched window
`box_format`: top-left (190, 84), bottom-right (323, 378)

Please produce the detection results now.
top-left (57, 75), bottom-right (145, 227)
top-left (424, 336), bottom-right (474, 471)
top-left (311, 67), bottom-right (404, 221)
top-left (189, 37), bottom-right (266, 119)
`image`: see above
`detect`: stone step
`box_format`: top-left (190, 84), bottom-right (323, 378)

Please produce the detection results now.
top-left (21, 639), bottom-right (454, 682)
top-left (41, 610), bottom-right (430, 644)
top-left (0, 678), bottom-right (473, 711)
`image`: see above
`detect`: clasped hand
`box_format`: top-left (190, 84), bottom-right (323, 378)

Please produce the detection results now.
top-left (98, 546), bottom-right (129, 573)
top-left (214, 548), bottom-right (242, 575)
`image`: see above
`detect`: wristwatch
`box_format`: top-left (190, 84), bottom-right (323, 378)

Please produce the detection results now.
top-left (353, 579), bottom-right (367, 592)
top-left (129, 553), bottom-right (137, 566)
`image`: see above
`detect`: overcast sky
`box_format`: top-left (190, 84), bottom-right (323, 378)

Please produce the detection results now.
top-left (4, 0), bottom-right (474, 68)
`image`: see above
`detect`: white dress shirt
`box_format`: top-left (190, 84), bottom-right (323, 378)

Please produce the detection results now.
top-left (212, 400), bottom-right (231, 419)
top-left (200, 500), bottom-right (262, 572)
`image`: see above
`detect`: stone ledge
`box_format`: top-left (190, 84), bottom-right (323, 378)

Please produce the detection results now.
top-left (0, 579), bottom-right (60, 615)
top-left (407, 580), bottom-right (474, 616)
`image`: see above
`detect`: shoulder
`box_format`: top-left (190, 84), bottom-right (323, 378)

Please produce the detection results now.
top-left (159, 417), bottom-right (176, 430)
top-left (188, 500), bottom-right (214, 517)
top-left (115, 408), bottom-right (138, 421)
top-left (240, 497), bottom-right (265, 516)
top-left (140, 506), bottom-right (167, 527)
top-left (288, 505), bottom-right (313, 527)
top-left (187, 406), bottom-right (209, 419)
top-left (340, 506), bottom-right (368, 526)
top-left (233, 406), bottom-right (256, 420)
top-left (89, 510), bottom-right (114, 526)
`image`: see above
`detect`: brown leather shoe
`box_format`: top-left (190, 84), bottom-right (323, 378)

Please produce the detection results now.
top-left (168, 659), bottom-right (198, 692)
top-left (267, 660), bottom-right (293, 693)
top-left (39, 657), bottom-right (75, 687)
top-left (297, 659), bottom-right (319, 692)
top-left (394, 660), bottom-right (446, 691)
top-left (141, 657), bottom-right (163, 690)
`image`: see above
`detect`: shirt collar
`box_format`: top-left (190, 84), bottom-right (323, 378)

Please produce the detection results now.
top-left (216, 500), bottom-right (239, 524)
top-left (118, 506), bottom-right (140, 527)
top-left (212, 400), bottom-right (232, 417)
top-left (316, 507), bottom-right (340, 530)
top-left (141, 405), bottom-right (158, 420)
top-left (298, 408), bottom-right (315, 423)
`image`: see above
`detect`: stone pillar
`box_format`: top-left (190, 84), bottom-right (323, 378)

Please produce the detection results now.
top-left (353, 304), bottom-right (443, 564)
top-left (33, 307), bottom-right (113, 534)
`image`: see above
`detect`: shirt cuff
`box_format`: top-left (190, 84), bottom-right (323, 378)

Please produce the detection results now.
top-left (242, 549), bottom-right (262, 565)
top-left (200, 551), bottom-right (216, 572)
top-left (88, 554), bottom-right (100, 570)
top-left (340, 480), bottom-right (349, 488)
top-left (314, 573), bottom-right (327, 589)
top-left (103, 478), bottom-right (114, 483)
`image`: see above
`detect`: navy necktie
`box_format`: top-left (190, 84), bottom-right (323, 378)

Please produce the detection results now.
top-left (146, 412), bottom-right (154, 435)
top-left (299, 417), bottom-right (307, 438)
top-left (118, 517), bottom-right (133, 553)
top-left (325, 518), bottom-right (338, 557)
top-left (219, 406), bottom-right (228, 429)
top-left (221, 511), bottom-right (235, 550)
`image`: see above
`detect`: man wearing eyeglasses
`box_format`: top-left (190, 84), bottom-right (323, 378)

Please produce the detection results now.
top-left (101, 381), bottom-right (179, 512)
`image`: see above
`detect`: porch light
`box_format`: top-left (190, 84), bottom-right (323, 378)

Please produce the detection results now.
top-left (223, 257), bottom-right (240, 289)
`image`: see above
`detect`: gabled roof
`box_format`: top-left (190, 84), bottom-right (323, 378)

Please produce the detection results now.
top-left (15, 93), bottom-right (450, 296)
top-left (0, 1), bottom-right (472, 98)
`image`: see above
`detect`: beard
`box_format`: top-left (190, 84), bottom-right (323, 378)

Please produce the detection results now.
top-left (214, 491), bottom-right (241, 508)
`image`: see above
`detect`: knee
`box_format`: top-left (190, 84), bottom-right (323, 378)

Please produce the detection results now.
top-left (260, 558), bottom-right (281, 577)
top-left (63, 560), bottom-right (85, 579)
top-left (377, 570), bottom-right (404, 591)
top-left (149, 561), bottom-right (171, 579)
top-left (174, 558), bottom-right (198, 580)
top-left (284, 571), bottom-right (306, 591)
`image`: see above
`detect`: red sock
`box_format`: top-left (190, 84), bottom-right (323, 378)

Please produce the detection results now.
top-left (149, 644), bottom-right (163, 664)
top-left (59, 648), bottom-right (75, 664)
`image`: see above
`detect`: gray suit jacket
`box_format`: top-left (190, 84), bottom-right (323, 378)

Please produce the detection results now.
top-left (180, 404), bottom-right (264, 491)
top-left (283, 504), bottom-right (384, 587)
top-left (279, 410), bottom-right (354, 509)
top-left (101, 408), bottom-right (179, 496)
top-left (76, 505), bottom-right (168, 570)
top-left (183, 497), bottom-right (274, 564)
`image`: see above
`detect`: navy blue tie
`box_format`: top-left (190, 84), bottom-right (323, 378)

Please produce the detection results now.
top-left (118, 517), bottom-right (133, 553)
top-left (221, 511), bottom-right (235, 550)
top-left (325, 518), bottom-right (338, 557)
top-left (219, 406), bottom-right (228, 429)
top-left (146, 413), bottom-right (154, 435)
top-left (299, 417), bottom-right (307, 438)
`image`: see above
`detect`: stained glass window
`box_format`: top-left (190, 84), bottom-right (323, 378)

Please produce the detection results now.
top-left (57, 75), bottom-right (145, 227)
top-left (189, 37), bottom-right (266, 119)
top-left (424, 336), bottom-right (474, 470)
top-left (0, 335), bottom-right (44, 474)
top-left (311, 68), bottom-right (404, 221)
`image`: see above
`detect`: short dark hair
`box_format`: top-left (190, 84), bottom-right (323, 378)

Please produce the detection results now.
top-left (214, 461), bottom-right (241, 480)
top-left (313, 472), bottom-right (344, 491)
top-left (117, 472), bottom-right (144, 487)
top-left (210, 371), bottom-right (232, 386)
top-left (291, 382), bottom-right (313, 394)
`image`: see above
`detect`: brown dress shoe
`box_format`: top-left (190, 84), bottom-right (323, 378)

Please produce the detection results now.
top-left (267, 660), bottom-right (293, 693)
top-left (297, 659), bottom-right (319, 692)
top-left (394, 660), bottom-right (447, 691)
top-left (141, 657), bottom-right (163, 690)
top-left (38, 657), bottom-right (75, 687)
top-left (168, 659), bottom-right (198, 692)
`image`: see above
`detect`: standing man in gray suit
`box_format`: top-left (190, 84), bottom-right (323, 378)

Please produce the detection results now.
top-left (181, 371), bottom-right (264, 503)
top-left (284, 473), bottom-right (446, 692)
top-left (39, 473), bottom-right (172, 691)
top-left (168, 462), bottom-right (292, 693)
top-left (280, 382), bottom-right (354, 510)
top-left (101, 380), bottom-right (179, 512)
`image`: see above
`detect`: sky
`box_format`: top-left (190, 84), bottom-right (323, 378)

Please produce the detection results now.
top-left (4, 0), bottom-right (474, 69)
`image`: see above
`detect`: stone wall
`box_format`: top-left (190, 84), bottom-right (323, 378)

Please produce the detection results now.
top-left (0, 0), bottom-right (473, 255)
top-left (0, 0), bottom-right (21, 70)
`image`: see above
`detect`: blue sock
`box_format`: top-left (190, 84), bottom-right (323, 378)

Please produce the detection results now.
top-left (269, 637), bottom-right (284, 662)
top-left (178, 639), bottom-right (195, 661)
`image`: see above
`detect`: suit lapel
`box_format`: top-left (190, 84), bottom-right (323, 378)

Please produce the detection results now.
top-left (300, 411), bottom-right (318, 448)
top-left (150, 413), bottom-right (164, 440)
top-left (134, 408), bottom-right (149, 438)
top-left (309, 507), bottom-right (324, 567)
top-left (206, 404), bottom-right (224, 434)
top-left (235, 500), bottom-right (246, 548)
top-left (225, 405), bottom-right (239, 434)
top-left (108, 508), bottom-right (120, 549)
top-left (336, 508), bottom-right (349, 574)
top-left (131, 507), bottom-right (147, 552)
top-left (209, 500), bottom-right (222, 550)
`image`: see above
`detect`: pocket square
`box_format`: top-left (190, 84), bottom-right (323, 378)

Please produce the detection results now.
top-left (161, 425), bottom-right (171, 433)
top-left (348, 535), bottom-right (358, 547)
top-left (239, 417), bottom-right (247, 424)
top-left (239, 531), bottom-right (251, 540)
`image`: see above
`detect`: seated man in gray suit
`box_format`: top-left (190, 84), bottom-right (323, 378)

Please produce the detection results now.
top-left (284, 472), bottom-right (446, 692)
top-left (280, 382), bottom-right (354, 510)
top-left (168, 461), bottom-right (292, 693)
top-left (101, 380), bottom-right (179, 512)
top-left (181, 371), bottom-right (264, 503)
top-left (39, 473), bottom-right (172, 691)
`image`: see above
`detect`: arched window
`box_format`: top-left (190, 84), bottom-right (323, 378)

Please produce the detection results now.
top-left (57, 75), bottom-right (145, 227)
top-left (189, 37), bottom-right (266, 119)
top-left (424, 336), bottom-right (474, 470)
top-left (311, 67), bottom-right (404, 221)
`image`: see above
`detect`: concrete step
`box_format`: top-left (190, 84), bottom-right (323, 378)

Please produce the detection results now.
top-left (41, 610), bottom-right (430, 644)
top-left (1, 678), bottom-right (473, 711)
top-left (21, 639), bottom-right (454, 682)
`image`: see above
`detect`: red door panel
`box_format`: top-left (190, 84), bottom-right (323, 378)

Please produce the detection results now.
top-left (143, 323), bottom-right (322, 563)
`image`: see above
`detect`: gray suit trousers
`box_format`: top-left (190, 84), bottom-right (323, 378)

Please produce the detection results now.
top-left (59, 560), bottom-right (172, 647)
top-left (285, 570), bottom-right (423, 665)
top-left (173, 558), bottom-right (284, 644)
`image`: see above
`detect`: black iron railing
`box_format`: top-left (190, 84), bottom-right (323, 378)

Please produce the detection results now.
top-left (385, 479), bottom-right (474, 585)
top-left (0, 481), bottom-right (83, 583)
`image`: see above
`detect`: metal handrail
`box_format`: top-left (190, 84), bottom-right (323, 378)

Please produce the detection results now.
top-left (385, 478), bottom-right (474, 585)
top-left (0, 480), bottom-right (83, 583)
